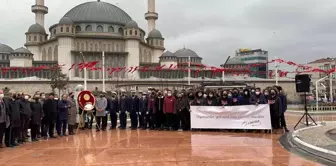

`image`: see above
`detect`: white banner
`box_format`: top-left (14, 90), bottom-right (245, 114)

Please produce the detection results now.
top-left (190, 104), bottom-right (272, 129)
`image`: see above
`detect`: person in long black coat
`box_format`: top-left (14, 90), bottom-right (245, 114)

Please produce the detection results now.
top-left (5, 93), bottom-right (21, 147)
top-left (128, 92), bottom-right (139, 130)
top-left (30, 95), bottom-right (43, 141)
top-left (108, 92), bottom-right (118, 130)
top-left (42, 93), bottom-right (58, 139)
top-left (239, 89), bottom-right (251, 105)
top-left (267, 88), bottom-right (282, 134)
top-left (139, 93), bottom-right (148, 129)
top-left (155, 91), bottom-right (165, 130)
top-left (218, 90), bottom-right (232, 106)
top-left (204, 91), bottom-right (218, 106)
top-left (19, 93), bottom-right (32, 143)
top-left (118, 91), bottom-right (128, 130)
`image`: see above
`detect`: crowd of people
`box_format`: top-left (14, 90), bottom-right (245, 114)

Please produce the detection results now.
top-left (0, 85), bottom-right (288, 149)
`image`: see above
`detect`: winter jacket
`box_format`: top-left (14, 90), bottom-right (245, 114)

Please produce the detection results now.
top-left (139, 97), bottom-right (148, 113)
top-left (163, 96), bottom-right (176, 114)
top-left (30, 100), bottom-right (43, 125)
top-left (7, 99), bottom-right (21, 127)
top-left (68, 98), bottom-right (77, 125)
top-left (58, 100), bottom-right (69, 120)
top-left (176, 97), bottom-right (190, 112)
top-left (128, 96), bottom-right (139, 114)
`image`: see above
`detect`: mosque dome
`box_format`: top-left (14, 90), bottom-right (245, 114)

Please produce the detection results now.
top-left (63, 1), bottom-right (132, 25)
top-left (148, 29), bottom-right (162, 38)
top-left (174, 48), bottom-right (200, 58)
top-left (125, 20), bottom-right (138, 28)
top-left (28, 24), bottom-right (46, 34)
top-left (160, 51), bottom-right (175, 57)
top-left (0, 43), bottom-right (14, 54)
top-left (12, 47), bottom-right (32, 54)
top-left (59, 16), bottom-right (74, 25)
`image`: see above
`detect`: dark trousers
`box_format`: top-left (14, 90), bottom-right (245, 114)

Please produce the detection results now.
top-left (0, 122), bottom-right (5, 145)
top-left (5, 126), bottom-right (19, 145)
top-left (96, 117), bottom-right (102, 130)
top-left (40, 123), bottom-right (45, 136)
top-left (139, 112), bottom-right (145, 128)
top-left (102, 115), bottom-right (108, 130)
top-left (280, 112), bottom-right (287, 128)
top-left (57, 120), bottom-right (67, 135)
top-left (119, 112), bottom-right (127, 128)
top-left (68, 125), bottom-right (74, 135)
top-left (165, 113), bottom-right (174, 129)
top-left (19, 114), bottom-right (29, 141)
top-left (130, 112), bottom-right (138, 129)
top-left (150, 112), bottom-right (156, 128)
top-left (178, 109), bottom-right (190, 130)
top-left (43, 122), bottom-right (55, 137)
top-left (110, 112), bottom-right (117, 128)
top-left (31, 124), bottom-right (38, 139)
top-left (36, 124), bottom-right (41, 136)
top-left (156, 111), bottom-right (165, 128)
top-left (89, 112), bottom-right (95, 128)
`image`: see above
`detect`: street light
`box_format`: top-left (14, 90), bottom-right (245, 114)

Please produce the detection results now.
top-left (80, 52), bottom-right (87, 90)
top-left (316, 76), bottom-right (328, 111)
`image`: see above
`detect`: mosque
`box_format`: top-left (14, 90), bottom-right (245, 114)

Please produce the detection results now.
top-left (0, 0), bottom-right (213, 80)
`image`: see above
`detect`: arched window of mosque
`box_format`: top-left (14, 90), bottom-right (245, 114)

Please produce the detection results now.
top-left (95, 44), bottom-right (98, 51)
top-left (77, 43), bottom-right (80, 50)
top-left (129, 30), bottom-right (132, 35)
top-left (60, 27), bottom-right (63, 32)
top-left (90, 43), bottom-right (93, 51)
top-left (66, 27), bottom-right (69, 32)
top-left (53, 29), bottom-right (56, 35)
top-left (40, 36), bottom-right (43, 42)
top-left (85, 25), bottom-right (92, 31)
top-left (160, 40), bottom-right (163, 46)
top-left (155, 40), bottom-right (158, 45)
top-left (81, 43), bottom-right (84, 50)
top-left (34, 36), bottom-right (37, 41)
top-left (97, 25), bottom-right (103, 32)
top-left (103, 44), bottom-right (106, 51)
top-left (108, 26), bottom-right (114, 32)
top-left (75, 25), bottom-right (81, 32)
top-left (29, 36), bottom-right (31, 41)
top-left (116, 44), bottom-right (119, 52)
top-left (118, 28), bottom-right (123, 34)
top-left (86, 42), bottom-right (89, 51)
top-left (125, 30), bottom-right (127, 35)
top-left (72, 28), bottom-right (74, 33)
top-left (135, 30), bottom-right (138, 36)
top-left (108, 44), bottom-right (111, 51)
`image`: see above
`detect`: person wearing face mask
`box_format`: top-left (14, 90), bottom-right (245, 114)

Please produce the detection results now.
top-left (163, 90), bottom-right (176, 130)
top-left (147, 92), bottom-right (156, 130)
top-left (204, 91), bottom-right (218, 106)
top-left (128, 91), bottom-right (139, 130)
top-left (267, 88), bottom-right (282, 134)
top-left (191, 91), bottom-right (204, 106)
top-left (139, 92), bottom-right (148, 129)
top-left (57, 94), bottom-right (70, 136)
top-left (263, 88), bottom-right (270, 99)
top-left (219, 90), bottom-right (232, 106)
top-left (39, 93), bottom-right (46, 138)
top-left (5, 92), bottom-right (20, 148)
top-left (274, 86), bottom-right (289, 132)
top-left (18, 93), bottom-right (32, 143)
top-left (155, 91), bottom-right (165, 130)
top-left (67, 92), bottom-right (77, 135)
top-left (250, 88), bottom-right (266, 105)
top-left (118, 91), bottom-right (128, 130)
top-left (108, 92), bottom-right (119, 130)
top-left (176, 92), bottom-right (190, 131)
top-left (94, 93), bottom-right (108, 132)
top-left (231, 89), bottom-right (240, 106)
top-left (239, 89), bottom-right (251, 105)
top-left (42, 93), bottom-right (57, 139)
top-left (30, 95), bottom-right (43, 141)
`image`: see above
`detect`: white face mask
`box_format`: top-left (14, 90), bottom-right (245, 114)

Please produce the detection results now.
top-left (167, 93), bottom-right (172, 96)
top-left (209, 94), bottom-right (213, 97)
top-left (24, 96), bottom-right (29, 99)
top-left (41, 95), bottom-right (45, 99)
top-left (54, 98), bottom-right (58, 100)
top-left (203, 94), bottom-right (207, 98)
top-left (142, 95), bottom-right (146, 98)
top-left (0, 94), bottom-right (4, 98)
top-left (256, 92), bottom-right (260, 95)
top-left (244, 91), bottom-right (248, 95)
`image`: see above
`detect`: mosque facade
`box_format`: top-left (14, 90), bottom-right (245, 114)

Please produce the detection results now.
top-left (0, 0), bottom-right (215, 81)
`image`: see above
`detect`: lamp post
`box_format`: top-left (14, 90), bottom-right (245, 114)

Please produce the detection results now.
top-left (102, 51), bottom-right (105, 92)
top-left (316, 76), bottom-right (328, 111)
top-left (80, 52), bottom-right (87, 90)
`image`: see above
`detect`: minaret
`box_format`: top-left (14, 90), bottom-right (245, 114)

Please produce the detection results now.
top-left (31, 0), bottom-right (48, 27)
top-left (145, 0), bottom-right (158, 33)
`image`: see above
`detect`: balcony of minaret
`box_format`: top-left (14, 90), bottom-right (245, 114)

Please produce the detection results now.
top-left (31, 5), bottom-right (48, 14)
top-left (145, 12), bottom-right (158, 20)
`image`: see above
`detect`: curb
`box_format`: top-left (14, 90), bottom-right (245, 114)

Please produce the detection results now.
top-left (291, 125), bottom-right (336, 162)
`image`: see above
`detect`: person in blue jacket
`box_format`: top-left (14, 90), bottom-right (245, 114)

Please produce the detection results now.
top-left (57, 94), bottom-right (69, 136)
top-left (250, 88), bottom-right (267, 105)
top-left (275, 86), bottom-right (289, 132)
top-left (239, 89), bottom-right (251, 105)
top-left (231, 89), bottom-right (240, 106)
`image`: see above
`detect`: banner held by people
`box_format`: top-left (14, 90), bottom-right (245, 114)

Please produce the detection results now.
top-left (190, 104), bottom-right (272, 130)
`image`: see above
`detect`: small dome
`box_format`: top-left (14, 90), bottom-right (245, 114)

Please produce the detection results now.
top-left (160, 51), bottom-right (175, 58)
top-left (28, 24), bottom-right (46, 34)
top-left (125, 20), bottom-right (138, 28)
top-left (0, 43), bottom-right (14, 53)
top-left (148, 29), bottom-right (162, 38)
top-left (12, 47), bottom-right (32, 54)
top-left (226, 57), bottom-right (245, 65)
top-left (59, 16), bottom-right (74, 25)
top-left (174, 48), bottom-right (199, 58)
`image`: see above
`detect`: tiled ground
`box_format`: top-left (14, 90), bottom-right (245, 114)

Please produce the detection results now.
top-left (0, 113), bottom-right (331, 166)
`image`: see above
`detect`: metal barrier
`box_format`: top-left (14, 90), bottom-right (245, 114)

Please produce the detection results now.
top-left (308, 105), bottom-right (336, 112)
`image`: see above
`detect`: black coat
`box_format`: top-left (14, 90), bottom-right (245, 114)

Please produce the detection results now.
top-left (139, 98), bottom-right (148, 113)
top-left (119, 97), bottom-right (128, 113)
top-left (108, 97), bottom-right (119, 114)
top-left (155, 96), bottom-right (164, 112)
top-left (19, 99), bottom-right (32, 117)
top-left (218, 97), bottom-right (232, 106)
top-left (128, 97), bottom-right (139, 114)
top-left (43, 98), bottom-right (58, 123)
top-left (30, 101), bottom-right (43, 125)
top-left (7, 99), bottom-right (21, 127)
top-left (205, 97), bottom-right (218, 106)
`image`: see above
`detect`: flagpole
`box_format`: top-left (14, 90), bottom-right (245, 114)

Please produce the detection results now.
top-left (275, 56), bottom-right (278, 85)
top-left (188, 56), bottom-right (191, 85)
top-left (102, 51), bottom-right (105, 92)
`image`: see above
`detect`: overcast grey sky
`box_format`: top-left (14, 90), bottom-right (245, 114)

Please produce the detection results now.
top-left (0, 0), bottom-right (335, 67)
